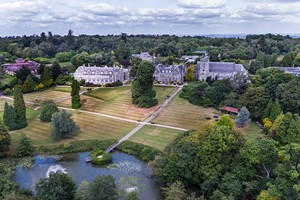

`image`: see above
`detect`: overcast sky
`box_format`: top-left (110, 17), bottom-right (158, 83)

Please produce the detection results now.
top-left (0, 0), bottom-right (300, 36)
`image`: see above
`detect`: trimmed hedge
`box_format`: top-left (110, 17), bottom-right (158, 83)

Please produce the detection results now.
top-left (90, 149), bottom-right (112, 165)
top-left (116, 141), bottom-right (160, 162)
top-left (37, 139), bottom-right (117, 155)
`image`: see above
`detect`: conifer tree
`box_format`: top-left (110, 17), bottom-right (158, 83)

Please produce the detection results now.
top-left (42, 67), bottom-right (53, 88)
top-left (71, 80), bottom-right (81, 109)
top-left (3, 102), bottom-right (18, 130)
top-left (0, 120), bottom-right (11, 152)
top-left (269, 99), bottom-right (281, 122)
top-left (13, 87), bottom-right (27, 129)
top-left (131, 61), bottom-right (158, 108)
top-left (22, 75), bottom-right (37, 93)
top-left (235, 106), bottom-right (251, 127)
top-left (51, 61), bottom-right (62, 81)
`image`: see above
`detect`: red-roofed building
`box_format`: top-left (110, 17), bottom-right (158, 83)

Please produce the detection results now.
top-left (219, 106), bottom-right (239, 115)
top-left (2, 58), bottom-right (40, 75)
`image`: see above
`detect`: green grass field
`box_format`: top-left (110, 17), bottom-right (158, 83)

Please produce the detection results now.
top-left (54, 86), bottom-right (88, 93)
top-left (130, 125), bottom-right (184, 150)
top-left (240, 121), bottom-right (262, 140)
top-left (57, 86), bottom-right (177, 121)
top-left (10, 110), bottom-right (137, 146)
top-left (151, 93), bottom-right (218, 130)
top-left (23, 88), bottom-right (70, 103)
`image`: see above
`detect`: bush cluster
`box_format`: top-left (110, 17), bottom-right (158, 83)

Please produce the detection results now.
top-left (37, 139), bottom-right (116, 155)
top-left (90, 150), bottom-right (112, 165)
top-left (105, 80), bottom-right (123, 87)
top-left (116, 141), bottom-right (160, 162)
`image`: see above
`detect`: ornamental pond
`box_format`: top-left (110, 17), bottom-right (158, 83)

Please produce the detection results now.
top-left (14, 152), bottom-right (160, 200)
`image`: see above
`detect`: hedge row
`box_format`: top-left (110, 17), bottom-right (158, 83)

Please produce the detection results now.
top-left (36, 139), bottom-right (117, 155)
top-left (116, 141), bottom-right (161, 162)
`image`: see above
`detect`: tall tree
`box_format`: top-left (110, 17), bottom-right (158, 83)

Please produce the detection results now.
top-left (35, 173), bottom-right (77, 200)
top-left (13, 134), bottom-right (33, 157)
top-left (0, 121), bottom-right (10, 152)
top-left (22, 75), bottom-right (37, 93)
top-left (3, 102), bottom-right (18, 130)
top-left (87, 175), bottom-right (118, 200)
top-left (16, 66), bottom-right (31, 83)
top-left (131, 61), bottom-right (158, 108)
top-left (269, 99), bottom-right (281, 122)
top-left (235, 106), bottom-right (251, 127)
top-left (42, 67), bottom-right (53, 88)
top-left (40, 101), bottom-right (59, 122)
top-left (71, 79), bottom-right (81, 109)
top-left (13, 87), bottom-right (27, 129)
top-left (51, 110), bottom-right (78, 141)
top-left (51, 61), bottom-right (62, 81)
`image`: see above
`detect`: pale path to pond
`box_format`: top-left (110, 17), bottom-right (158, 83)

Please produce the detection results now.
top-left (0, 86), bottom-right (186, 152)
top-left (105, 86), bottom-right (183, 153)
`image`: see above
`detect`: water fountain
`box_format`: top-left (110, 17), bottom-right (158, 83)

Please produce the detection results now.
top-left (107, 161), bottom-right (142, 174)
top-left (46, 165), bottom-right (67, 178)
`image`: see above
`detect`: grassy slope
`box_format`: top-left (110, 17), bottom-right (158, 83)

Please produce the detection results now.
top-left (151, 93), bottom-right (218, 130)
top-left (130, 125), bottom-right (184, 150)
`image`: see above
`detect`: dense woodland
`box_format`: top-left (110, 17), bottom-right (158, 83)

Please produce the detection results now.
top-left (1, 33), bottom-right (300, 199)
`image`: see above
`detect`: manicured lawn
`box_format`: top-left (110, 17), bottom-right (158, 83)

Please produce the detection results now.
top-left (84, 86), bottom-right (131, 101)
top-left (54, 86), bottom-right (88, 93)
top-left (130, 125), bottom-right (184, 150)
top-left (23, 88), bottom-right (70, 103)
top-left (10, 110), bottom-right (137, 146)
top-left (0, 74), bottom-right (14, 85)
top-left (58, 86), bottom-right (177, 121)
top-left (239, 121), bottom-right (262, 141)
top-left (151, 93), bottom-right (218, 130)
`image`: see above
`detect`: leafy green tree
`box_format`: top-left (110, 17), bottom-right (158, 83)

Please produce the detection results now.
top-left (0, 163), bottom-right (19, 199)
top-left (42, 67), bottom-right (53, 88)
top-left (163, 181), bottom-right (187, 200)
top-left (22, 75), bottom-right (37, 93)
top-left (217, 115), bottom-right (233, 129)
top-left (51, 110), bottom-right (78, 141)
top-left (131, 61), bottom-right (157, 108)
top-left (55, 74), bottom-right (66, 85)
top-left (195, 124), bottom-right (244, 194)
top-left (13, 134), bottom-right (33, 157)
top-left (39, 102), bottom-right (59, 122)
top-left (35, 173), bottom-right (77, 200)
top-left (186, 67), bottom-right (195, 82)
top-left (0, 121), bottom-right (10, 152)
top-left (13, 87), bottom-right (27, 129)
top-left (243, 86), bottom-right (270, 119)
top-left (55, 51), bottom-right (73, 62)
top-left (87, 175), bottom-right (118, 200)
top-left (276, 79), bottom-right (300, 114)
top-left (75, 181), bottom-right (90, 200)
top-left (274, 112), bottom-right (300, 146)
top-left (3, 102), bottom-right (18, 130)
top-left (267, 143), bottom-right (300, 199)
top-left (269, 99), bottom-right (281, 122)
top-left (235, 106), bottom-right (251, 127)
top-left (71, 79), bottom-right (81, 109)
top-left (51, 61), bottom-right (62, 81)
top-left (16, 66), bottom-right (31, 83)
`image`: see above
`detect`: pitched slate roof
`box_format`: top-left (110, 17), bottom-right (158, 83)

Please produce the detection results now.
top-left (155, 64), bottom-right (185, 75)
top-left (75, 66), bottom-right (122, 75)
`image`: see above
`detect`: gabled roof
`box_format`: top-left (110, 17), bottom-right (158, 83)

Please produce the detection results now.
top-left (220, 106), bottom-right (239, 114)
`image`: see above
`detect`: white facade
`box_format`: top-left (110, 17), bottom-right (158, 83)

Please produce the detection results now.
top-left (74, 65), bottom-right (129, 84)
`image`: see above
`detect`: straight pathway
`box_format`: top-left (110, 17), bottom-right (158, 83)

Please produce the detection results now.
top-left (105, 86), bottom-right (183, 153)
top-left (0, 89), bottom-right (187, 133)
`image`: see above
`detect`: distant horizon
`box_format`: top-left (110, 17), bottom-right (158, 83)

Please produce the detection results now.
top-left (1, 32), bottom-right (300, 38)
top-left (1, 0), bottom-right (300, 38)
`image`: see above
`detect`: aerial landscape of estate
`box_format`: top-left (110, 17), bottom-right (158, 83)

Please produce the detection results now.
top-left (1, 0), bottom-right (300, 200)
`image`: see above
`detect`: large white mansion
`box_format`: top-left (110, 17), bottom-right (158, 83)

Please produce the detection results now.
top-left (195, 57), bottom-right (248, 81)
top-left (74, 65), bottom-right (129, 84)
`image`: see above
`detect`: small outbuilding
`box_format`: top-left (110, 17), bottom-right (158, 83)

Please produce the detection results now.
top-left (219, 106), bottom-right (239, 115)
